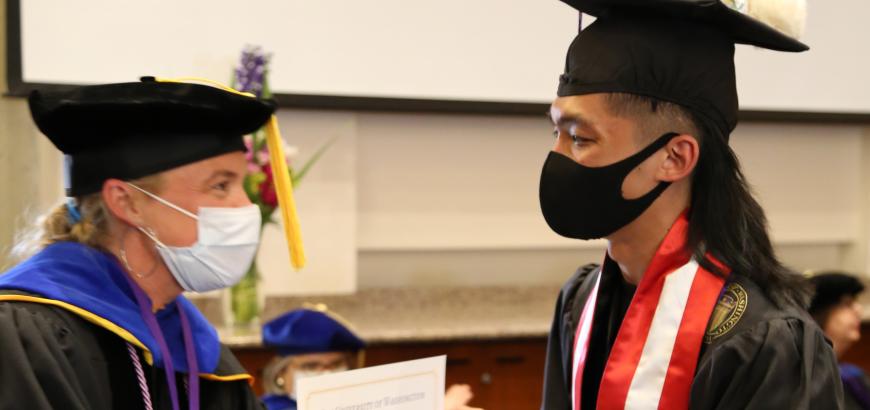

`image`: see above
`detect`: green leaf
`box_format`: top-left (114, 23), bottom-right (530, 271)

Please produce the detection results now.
top-left (243, 176), bottom-right (258, 202)
top-left (243, 172), bottom-right (267, 204)
top-left (262, 71), bottom-right (272, 99)
top-left (252, 129), bottom-right (268, 153)
top-left (292, 135), bottom-right (339, 186)
top-left (260, 206), bottom-right (276, 224)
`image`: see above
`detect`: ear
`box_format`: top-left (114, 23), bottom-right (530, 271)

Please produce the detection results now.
top-left (101, 179), bottom-right (147, 227)
top-left (657, 134), bottom-right (699, 182)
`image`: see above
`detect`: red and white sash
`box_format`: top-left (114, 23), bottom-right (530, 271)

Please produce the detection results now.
top-left (572, 215), bottom-right (726, 410)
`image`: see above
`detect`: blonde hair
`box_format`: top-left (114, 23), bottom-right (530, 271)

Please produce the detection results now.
top-left (12, 175), bottom-right (163, 261)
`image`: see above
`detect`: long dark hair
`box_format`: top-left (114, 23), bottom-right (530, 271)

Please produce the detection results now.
top-left (687, 114), bottom-right (811, 308)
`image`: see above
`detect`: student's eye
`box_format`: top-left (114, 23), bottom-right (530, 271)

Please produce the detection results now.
top-left (571, 134), bottom-right (592, 146)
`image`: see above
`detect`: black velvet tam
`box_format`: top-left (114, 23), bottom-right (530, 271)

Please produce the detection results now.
top-left (29, 78), bottom-right (276, 196)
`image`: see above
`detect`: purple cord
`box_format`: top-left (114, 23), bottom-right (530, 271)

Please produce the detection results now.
top-left (122, 272), bottom-right (199, 410)
top-left (178, 306), bottom-right (200, 410)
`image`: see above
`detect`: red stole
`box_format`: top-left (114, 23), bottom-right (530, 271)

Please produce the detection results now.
top-left (572, 214), bottom-right (727, 410)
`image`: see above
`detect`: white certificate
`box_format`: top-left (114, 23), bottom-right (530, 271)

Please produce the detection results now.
top-left (296, 355), bottom-right (446, 410)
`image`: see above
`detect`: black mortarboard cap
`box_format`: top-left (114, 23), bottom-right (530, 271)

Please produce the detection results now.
top-left (557, 0), bottom-right (808, 137)
top-left (29, 78), bottom-right (276, 196)
top-left (809, 272), bottom-right (866, 316)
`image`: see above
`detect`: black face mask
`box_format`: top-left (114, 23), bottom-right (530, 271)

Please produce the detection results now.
top-left (538, 132), bottom-right (678, 240)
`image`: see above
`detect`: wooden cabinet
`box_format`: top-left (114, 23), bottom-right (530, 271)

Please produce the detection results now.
top-left (232, 337), bottom-right (548, 409)
top-left (234, 323), bottom-right (870, 409)
top-left (367, 338), bottom-right (547, 410)
top-left (841, 323), bottom-right (870, 373)
top-left (231, 347), bottom-right (276, 395)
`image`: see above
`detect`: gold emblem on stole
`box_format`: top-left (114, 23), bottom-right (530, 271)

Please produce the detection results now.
top-left (704, 282), bottom-right (748, 343)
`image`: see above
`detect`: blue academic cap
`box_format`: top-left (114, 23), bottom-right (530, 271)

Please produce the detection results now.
top-left (262, 305), bottom-right (366, 356)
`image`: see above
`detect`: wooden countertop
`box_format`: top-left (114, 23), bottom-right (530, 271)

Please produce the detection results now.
top-left (199, 286), bottom-right (560, 347)
top-left (194, 284), bottom-right (870, 348)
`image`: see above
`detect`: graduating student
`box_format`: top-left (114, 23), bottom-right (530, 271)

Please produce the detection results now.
top-left (809, 272), bottom-right (870, 410)
top-left (537, 0), bottom-right (843, 408)
top-left (0, 78), bottom-right (302, 409)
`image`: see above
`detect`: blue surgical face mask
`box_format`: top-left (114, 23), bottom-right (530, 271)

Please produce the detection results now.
top-left (129, 183), bottom-right (262, 293)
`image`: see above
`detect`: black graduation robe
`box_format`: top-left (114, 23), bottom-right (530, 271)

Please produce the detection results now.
top-left (542, 263), bottom-right (845, 410)
top-left (0, 290), bottom-right (263, 410)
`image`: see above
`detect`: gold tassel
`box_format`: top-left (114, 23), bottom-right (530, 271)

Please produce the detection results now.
top-left (264, 115), bottom-right (306, 269)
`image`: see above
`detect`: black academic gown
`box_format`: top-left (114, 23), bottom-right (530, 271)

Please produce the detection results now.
top-left (541, 264), bottom-right (845, 410)
top-left (0, 291), bottom-right (263, 410)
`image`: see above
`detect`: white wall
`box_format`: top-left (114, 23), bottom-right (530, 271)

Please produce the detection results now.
top-left (257, 110), bottom-right (358, 295)
top-left (351, 114), bottom-right (870, 289)
top-left (0, 3), bottom-right (61, 266)
top-left (16, 0), bottom-right (870, 112)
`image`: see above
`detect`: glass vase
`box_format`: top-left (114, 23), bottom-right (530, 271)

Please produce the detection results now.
top-left (228, 259), bottom-right (261, 329)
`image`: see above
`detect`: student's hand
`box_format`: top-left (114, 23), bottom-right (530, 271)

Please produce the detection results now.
top-left (444, 384), bottom-right (484, 410)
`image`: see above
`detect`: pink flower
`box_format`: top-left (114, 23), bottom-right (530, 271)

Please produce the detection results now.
top-left (244, 135), bottom-right (262, 173)
top-left (257, 149), bottom-right (270, 166)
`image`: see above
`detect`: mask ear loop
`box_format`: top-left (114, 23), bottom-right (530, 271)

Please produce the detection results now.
top-left (121, 183), bottom-right (185, 278)
top-left (127, 183), bottom-right (198, 220)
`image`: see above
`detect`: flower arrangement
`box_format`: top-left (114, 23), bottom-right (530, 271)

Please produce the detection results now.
top-left (228, 46), bottom-right (333, 326)
top-left (234, 45), bottom-right (333, 226)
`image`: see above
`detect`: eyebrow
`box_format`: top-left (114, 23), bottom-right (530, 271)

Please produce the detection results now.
top-left (205, 169), bottom-right (239, 183)
top-left (547, 110), bottom-right (589, 129)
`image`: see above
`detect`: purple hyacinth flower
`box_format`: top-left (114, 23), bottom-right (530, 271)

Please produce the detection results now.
top-left (234, 45), bottom-right (272, 98)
